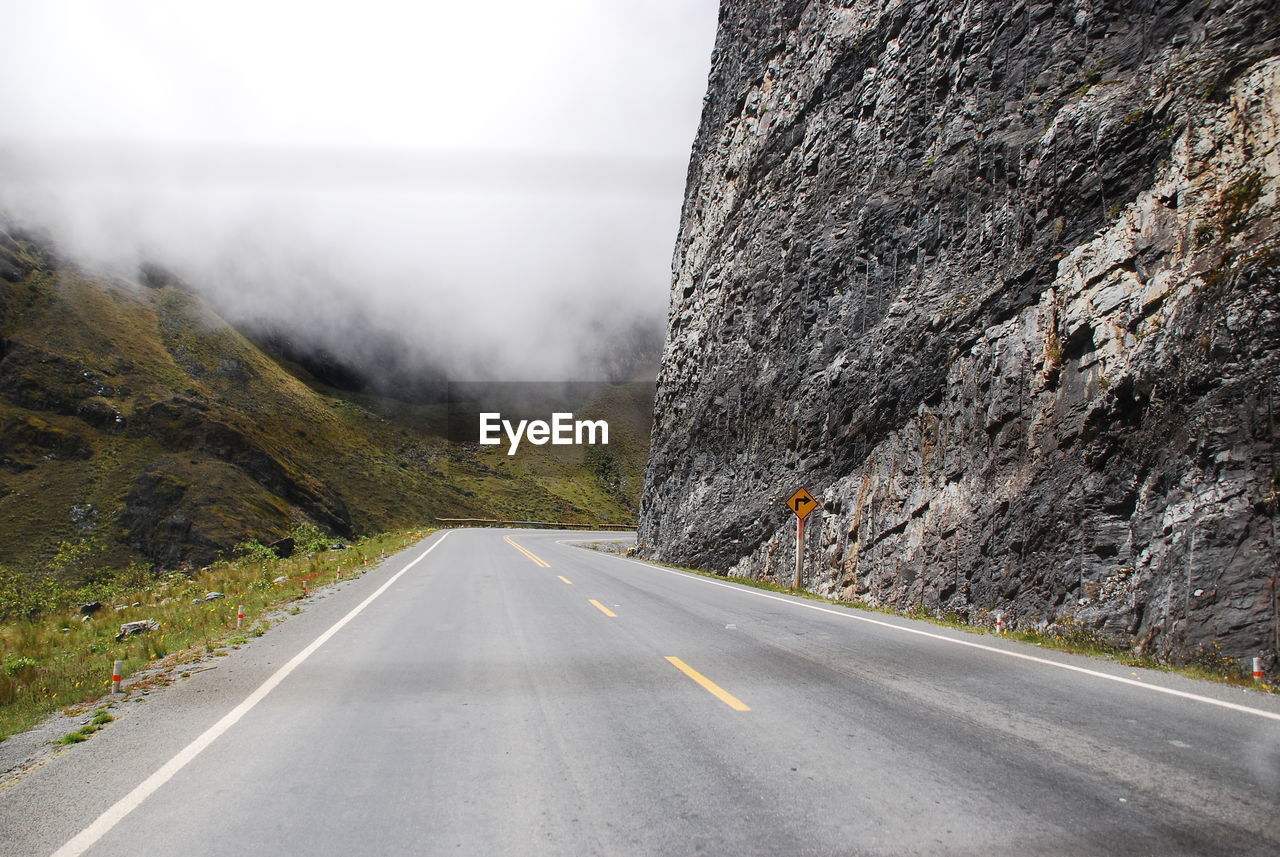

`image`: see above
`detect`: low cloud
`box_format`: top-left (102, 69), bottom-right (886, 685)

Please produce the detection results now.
top-left (0, 0), bottom-right (718, 383)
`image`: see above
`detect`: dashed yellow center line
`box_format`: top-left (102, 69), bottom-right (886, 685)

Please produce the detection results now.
top-left (557, 575), bottom-right (573, 584)
top-left (504, 534), bottom-right (550, 567)
top-left (588, 599), bottom-right (616, 617)
top-left (665, 656), bottom-right (751, 711)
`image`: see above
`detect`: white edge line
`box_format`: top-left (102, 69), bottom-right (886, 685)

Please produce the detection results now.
top-left (50, 531), bottom-right (451, 857)
top-left (605, 553), bottom-right (1280, 725)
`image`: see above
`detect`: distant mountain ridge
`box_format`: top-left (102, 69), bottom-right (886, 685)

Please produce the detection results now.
top-left (0, 227), bottom-right (650, 579)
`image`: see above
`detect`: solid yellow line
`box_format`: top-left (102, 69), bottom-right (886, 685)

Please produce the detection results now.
top-left (557, 575), bottom-right (573, 584)
top-left (588, 599), bottom-right (616, 617)
top-left (665, 656), bottom-right (750, 711)
top-left (503, 534), bottom-right (550, 567)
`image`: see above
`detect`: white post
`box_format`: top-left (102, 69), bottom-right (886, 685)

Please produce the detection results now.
top-left (1254, 657), bottom-right (1264, 682)
top-left (236, 605), bottom-right (244, 629)
top-left (112, 660), bottom-right (122, 694)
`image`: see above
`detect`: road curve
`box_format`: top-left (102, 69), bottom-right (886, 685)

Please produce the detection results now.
top-left (2, 528), bottom-right (1278, 856)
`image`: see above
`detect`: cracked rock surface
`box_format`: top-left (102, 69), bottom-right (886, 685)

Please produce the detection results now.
top-left (640, 0), bottom-right (1280, 669)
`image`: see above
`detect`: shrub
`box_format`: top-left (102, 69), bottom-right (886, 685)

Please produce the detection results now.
top-left (3, 656), bottom-right (38, 677)
top-left (0, 566), bottom-right (63, 622)
top-left (114, 561), bottom-right (156, 589)
top-left (234, 539), bottom-right (279, 564)
top-left (290, 522), bottom-right (330, 555)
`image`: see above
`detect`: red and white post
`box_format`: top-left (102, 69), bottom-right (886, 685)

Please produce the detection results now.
top-left (111, 659), bottom-right (122, 694)
top-left (995, 613), bottom-right (1005, 634)
top-left (1254, 657), bottom-right (1264, 682)
top-left (236, 605), bottom-right (244, 629)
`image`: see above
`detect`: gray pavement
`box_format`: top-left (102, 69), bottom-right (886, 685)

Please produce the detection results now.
top-left (2, 528), bottom-right (1278, 856)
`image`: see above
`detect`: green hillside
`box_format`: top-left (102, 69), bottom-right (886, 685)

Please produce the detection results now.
top-left (0, 228), bottom-right (650, 583)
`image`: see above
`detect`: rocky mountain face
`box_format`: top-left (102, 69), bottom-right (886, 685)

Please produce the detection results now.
top-left (640, 0), bottom-right (1280, 669)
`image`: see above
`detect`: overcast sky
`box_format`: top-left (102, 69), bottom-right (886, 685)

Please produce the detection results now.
top-left (0, 0), bottom-right (720, 381)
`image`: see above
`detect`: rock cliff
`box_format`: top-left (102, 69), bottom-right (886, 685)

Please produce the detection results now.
top-left (640, 0), bottom-right (1280, 669)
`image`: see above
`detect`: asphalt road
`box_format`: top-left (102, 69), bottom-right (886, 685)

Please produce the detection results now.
top-left (3, 528), bottom-right (1279, 856)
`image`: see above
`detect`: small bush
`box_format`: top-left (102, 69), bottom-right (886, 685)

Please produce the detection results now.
top-left (3, 656), bottom-right (38, 677)
top-left (1218, 171), bottom-right (1264, 238)
top-left (290, 522), bottom-right (330, 555)
top-left (234, 539), bottom-right (279, 564)
top-left (114, 561), bottom-right (156, 590)
top-left (0, 566), bottom-right (62, 622)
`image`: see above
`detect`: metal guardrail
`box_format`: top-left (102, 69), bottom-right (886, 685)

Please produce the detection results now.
top-left (434, 517), bottom-right (634, 530)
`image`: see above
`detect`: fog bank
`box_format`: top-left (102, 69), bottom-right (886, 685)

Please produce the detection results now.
top-left (0, 0), bottom-right (719, 381)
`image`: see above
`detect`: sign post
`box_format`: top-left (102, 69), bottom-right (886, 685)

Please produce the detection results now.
top-left (785, 487), bottom-right (817, 589)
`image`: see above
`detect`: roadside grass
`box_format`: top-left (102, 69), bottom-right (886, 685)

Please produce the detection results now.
top-left (612, 553), bottom-right (1276, 695)
top-left (55, 707), bottom-right (114, 746)
top-left (0, 528), bottom-right (432, 742)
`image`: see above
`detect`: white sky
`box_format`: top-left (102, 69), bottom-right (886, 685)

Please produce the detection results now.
top-left (0, 0), bottom-right (721, 381)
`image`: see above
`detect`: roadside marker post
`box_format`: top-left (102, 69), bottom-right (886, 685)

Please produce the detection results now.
top-left (785, 487), bottom-right (818, 589)
top-left (796, 516), bottom-right (804, 589)
top-left (236, 605), bottom-right (244, 629)
top-left (995, 613), bottom-right (1005, 634)
top-left (1254, 657), bottom-right (1264, 682)
top-left (111, 660), bottom-right (122, 694)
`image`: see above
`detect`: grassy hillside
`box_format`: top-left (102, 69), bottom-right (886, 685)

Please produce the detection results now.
top-left (0, 228), bottom-right (650, 584)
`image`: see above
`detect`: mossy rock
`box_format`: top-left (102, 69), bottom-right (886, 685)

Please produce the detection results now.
top-left (0, 414), bottom-right (91, 462)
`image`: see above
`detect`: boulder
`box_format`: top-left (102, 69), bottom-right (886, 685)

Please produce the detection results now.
top-left (269, 537), bottom-right (295, 558)
top-left (115, 619), bottom-right (160, 642)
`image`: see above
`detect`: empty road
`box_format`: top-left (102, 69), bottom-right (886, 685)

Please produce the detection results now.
top-left (3, 528), bottom-right (1278, 856)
